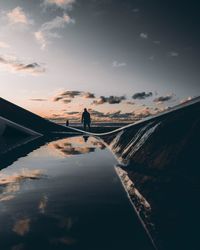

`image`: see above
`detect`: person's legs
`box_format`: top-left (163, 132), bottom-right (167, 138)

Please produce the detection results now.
top-left (83, 122), bottom-right (86, 131)
top-left (88, 122), bottom-right (91, 131)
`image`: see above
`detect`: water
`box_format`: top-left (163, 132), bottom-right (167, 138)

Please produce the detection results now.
top-left (0, 136), bottom-right (154, 250)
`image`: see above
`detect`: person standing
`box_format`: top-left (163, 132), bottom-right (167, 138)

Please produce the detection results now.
top-left (81, 108), bottom-right (91, 131)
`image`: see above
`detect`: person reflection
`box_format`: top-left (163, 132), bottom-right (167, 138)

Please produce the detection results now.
top-left (83, 135), bottom-right (89, 143)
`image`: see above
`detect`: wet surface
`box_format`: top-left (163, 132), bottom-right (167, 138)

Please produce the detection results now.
top-left (0, 136), bottom-right (154, 250)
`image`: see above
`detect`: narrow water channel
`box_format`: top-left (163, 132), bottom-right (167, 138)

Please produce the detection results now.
top-left (0, 136), bottom-right (154, 250)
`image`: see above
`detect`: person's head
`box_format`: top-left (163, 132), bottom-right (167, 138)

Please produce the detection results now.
top-left (84, 108), bottom-right (87, 112)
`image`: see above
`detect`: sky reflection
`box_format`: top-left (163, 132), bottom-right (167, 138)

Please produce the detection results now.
top-left (0, 135), bottom-right (154, 250)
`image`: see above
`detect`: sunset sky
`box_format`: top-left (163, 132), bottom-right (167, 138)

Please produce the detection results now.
top-left (0, 0), bottom-right (199, 122)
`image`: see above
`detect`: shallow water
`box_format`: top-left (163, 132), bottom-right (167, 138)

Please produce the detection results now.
top-left (0, 136), bottom-right (154, 250)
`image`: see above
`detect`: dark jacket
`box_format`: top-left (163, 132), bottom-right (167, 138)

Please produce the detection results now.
top-left (82, 111), bottom-right (91, 123)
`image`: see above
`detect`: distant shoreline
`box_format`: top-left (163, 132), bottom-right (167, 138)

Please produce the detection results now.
top-left (56, 122), bottom-right (130, 133)
top-left (57, 122), bottom-right (131, 127)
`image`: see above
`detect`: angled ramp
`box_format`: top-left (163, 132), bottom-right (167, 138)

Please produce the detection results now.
top-left (0, 98), bottom-right (83, 135)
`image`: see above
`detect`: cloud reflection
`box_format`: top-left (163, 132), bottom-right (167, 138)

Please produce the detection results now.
top-left (38, 195), bottom-right (48, 214)
top-left (52, 136), bottom-right (104, 157)
top-left (0, 169), bottom-right (43, 202)
top-left (13, 218), bottom-right (31, 236)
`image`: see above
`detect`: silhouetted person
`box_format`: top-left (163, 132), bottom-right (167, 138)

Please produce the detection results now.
top-left (66, 120), bottom-right (69, 126)
top-left (81, 108), bottom-right (91, 131)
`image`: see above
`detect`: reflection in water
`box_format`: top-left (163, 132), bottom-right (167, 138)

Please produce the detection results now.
top-left (52, 136), bottom-right (106, 157)
top-left (13, 218), bottom-right (31, 236)
top-left (50, 236), bottom-right (77, 246)
top-left (0, 182), bottom-right (20, 202)
top-left (0, 169), bottom-right (43, 202)
top-left (38, 195), bottom-right (48, 214)
top-left (0, 194), bottom-right (15, 202)
top-left (83, 135), bottom-right (89, 142)
top-left (0, 136), bottom-right (154, 250)
top-left (58, 217), bottom-right (75, 231)
top-left (0, 168), bottom-right (43, 185)
top-left (11, 243), bottom-right (24, 250)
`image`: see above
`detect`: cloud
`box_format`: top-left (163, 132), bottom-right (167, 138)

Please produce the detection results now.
top-left (60, 90), bottom-right (82, 98)
top-left (43, 0), bottom-right (76, 9)
top-left (153, 95), bottom-right (173, 103)
top-left (54, 96), bottom-right (63, 102)
top-left (34, 31), bottom-right (47, 50)
top-left (126, 101), bottom-right (135, 105)
top-left (112, 61), bottom-right (126, 68)
top-left (65, 111), bottom-right (79, 115)
top-left (83, 92), bottom-right (95, 98)
top-left (168, 51), bottom-right (179, 57)
top-left (30, 98), bottom-right (47, 101)
top-left (34, 14), bottom-right (75, 49)
top-left (140, 33), bottom-right (148, 39)
top-left (63, 99), bottom-right (72, 104)
top-left (0, 41), bottom-right (10, 49)
top-left (0, 55), bottom-right (45, 75)
top-left (92, 96), bottom-right (106, 105)
top-left (180, 96), bottom-right (193, 104)
top-left (48, 107), bottom-right (154, 123)
top-left (89, 109), bottom-right (106, 118)
top-left (7, 7), bottom-right (32, 25)
top-left (92, 95), bottom-right (126, 105)
top-left (88, 109), bottom-right (135, 121)
top-left (53, 91), bottom-right (80, 103)
top-left (53, 90), bottom-right (96, 103)
top-left (132, 91), bottom-right (153, 100)
top-left (107, 111), bottom-right (135, 119)
top-left (135, 107), bottom-right (152, 119)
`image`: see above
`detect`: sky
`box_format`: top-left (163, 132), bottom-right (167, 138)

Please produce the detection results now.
top-left (0, 0), bottom-right (199, 122)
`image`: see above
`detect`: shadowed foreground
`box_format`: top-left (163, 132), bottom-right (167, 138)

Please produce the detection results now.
top-left (103, 98), bottom-right (200, 250)
top-left (0, 96), bottom-right (200, 249)
top-left (0, 136), bottom-right (154, 250)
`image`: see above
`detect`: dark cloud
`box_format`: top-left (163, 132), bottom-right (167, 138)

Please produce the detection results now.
top-left (61, 90), bottom-right (82, 98)
top-left (132, 92), bottom-right (153, 100)
top-left (53, 90), bottom-right (81, 103)
top-left (89, 109), bottom-right (106, 117)
top-left (126, 101), bottom-right (135, 105)
top-left (63, 99), bottom-right (72, 104)
top-left (54, 96), bottom-right (63, 102)
top-left (107, 111), bottom-right (134, 119)
top-left (92, 96), bottom-right (107, 105)
top-left (92, 95), bottom-right (126, 105)
top-left (0, 55), bottom-right (45, 75)
top-left (54, 91), bottom-right (125, 105)
top-left (88, 109), bottom-right (135, 121)
top-left (65, 111), bottom-right (80, 115)
top-left (108, 95), bottom-right (126, 104)
top-left (53, 90), bottom-right (95, 103)
top-left (30, 98), bottom-right (47, 101)
top-left (153, 95), bottom-right (173, 103)
top-left (83, 92), bottom-right (95, 98)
